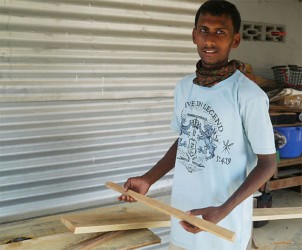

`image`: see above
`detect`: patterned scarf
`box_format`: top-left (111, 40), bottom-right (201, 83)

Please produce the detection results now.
top-left (193, 60), bottom-right (246, 87)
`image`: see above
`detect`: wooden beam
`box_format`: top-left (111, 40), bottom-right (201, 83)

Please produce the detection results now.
top-left (70, 231), bottom-right (125, 250)
top-left (1, 198), bottom-right (168, 248)
top-left (61, 203), bottom-right (302, 233)
top-left (0, 229), bottom-right (160, 250)
top-left (270, 105), bottom-right (302, 112)
top-left (266, 176), bottom-right (302, 191)
top-left (277, 157), bottom-right (302, 168)
top-left (106, 181), bottom-right (236, 242)
top-left (61, 201), bottom-right (170, 234)
top-left (59, 190), bottom-right (301, 238)
top-left (253, 207), bottom-right (302, 221)
top-left (0, 215), bottom-right (68, 245)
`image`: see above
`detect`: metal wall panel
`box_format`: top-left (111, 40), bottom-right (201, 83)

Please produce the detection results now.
top-left (0, 0), bottom-right (201, 231)
top-left (0, 0), bottom-right (199, 102)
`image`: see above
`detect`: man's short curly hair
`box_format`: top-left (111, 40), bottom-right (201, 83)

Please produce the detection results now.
top-left (194, 0), bottom-right (241, 33)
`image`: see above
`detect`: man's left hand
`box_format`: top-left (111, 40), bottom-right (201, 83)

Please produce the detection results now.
top-left (179, 206), bottom-right (229, 234)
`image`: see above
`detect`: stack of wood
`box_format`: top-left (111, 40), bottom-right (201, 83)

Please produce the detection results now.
top-left (1, 182), bottom-right (301, 250)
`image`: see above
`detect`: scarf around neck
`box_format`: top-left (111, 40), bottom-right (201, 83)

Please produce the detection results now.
top-left (193, 60), bottom-right (246, 87)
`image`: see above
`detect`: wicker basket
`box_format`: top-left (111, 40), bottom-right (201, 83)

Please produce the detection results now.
top-left (272, 65), bottom-right (302, 90)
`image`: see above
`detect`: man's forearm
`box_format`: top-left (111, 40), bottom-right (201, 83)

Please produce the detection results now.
top-left (143, 138), bottom-right (178, 185)
top-left (222, 153), bottom-right (277, 214)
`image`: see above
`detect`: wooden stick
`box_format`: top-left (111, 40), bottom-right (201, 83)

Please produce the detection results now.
top-left (253, 207), bottom-right (302, 221)
top-left (251, 235), bottom-right (259, 249)
top-left (106, 182), bottom-right (236, 242)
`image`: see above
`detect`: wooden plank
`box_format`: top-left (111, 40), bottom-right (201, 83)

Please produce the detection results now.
top-left (270, 105), bottom-right (302, 112)
top-left (253, 207), bottom-right (302, 221)
top-left (61, 203), bottom-right (302, 233)
top-left (276, 168), bottom-right (301, 178)
top-left (0, 196), bottom-right (170, 246)
top-left (0, 232), bottom-right (104, 250)
top-left (0, 215), bottom-right (68, 245)
top-left (273, 123), bottom-right (302, 127)
top-left (70, 231), bottom-right (126, 250)
top-left (106, 181), bottom-right (236, 242)
top-left (266, 176), bottom-right (302, 191)
top-left (70, 230), bottom-right (160, 250)
top-left (61, 201), bottom-right (170, 234)
top-left (277, 157), bottom-right (302, 168)
top-left (0, 229), bottom-right (160, 250)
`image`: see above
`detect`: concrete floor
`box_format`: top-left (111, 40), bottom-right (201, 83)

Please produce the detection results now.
top-left (252, 188), bottom-right (302, 250)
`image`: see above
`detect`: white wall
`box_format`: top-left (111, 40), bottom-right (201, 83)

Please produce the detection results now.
top-left (230, 0), bottom-right (302, 78)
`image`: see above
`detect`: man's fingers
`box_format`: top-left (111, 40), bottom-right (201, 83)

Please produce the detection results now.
top-left (128, 195), bottom-right (136, 202)
top-left (124, 179), bottom-right (131, 191)
top-left (179, 221), bottom-right (201, 234)
top-left (187, 209), bottom-right (203, 216)
top-left (180, 221), bottom-right (195, 228)
top-left (118, 194), bottom-right (136, 202)
top-left (125, 196), bottom-right (136, 202)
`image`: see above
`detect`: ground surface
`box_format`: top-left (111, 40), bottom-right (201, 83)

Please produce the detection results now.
top-left (252, 188), bottom-right (302, 250)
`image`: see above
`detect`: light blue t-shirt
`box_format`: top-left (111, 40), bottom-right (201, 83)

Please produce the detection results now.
top-left (170, 70), bottom-right (276, 250)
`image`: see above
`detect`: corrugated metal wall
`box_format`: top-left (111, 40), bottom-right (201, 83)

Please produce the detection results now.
top-left (0, 0), bottom-right (200, 230)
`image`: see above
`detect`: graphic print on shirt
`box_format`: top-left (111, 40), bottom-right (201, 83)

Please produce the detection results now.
top-left (177, 101), bottom-right (233, 173)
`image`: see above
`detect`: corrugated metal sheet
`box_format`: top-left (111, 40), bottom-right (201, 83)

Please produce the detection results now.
top-left (0, 0), bottom-right (199, 101)
top-left (0, 0), bottom-right (201, 237)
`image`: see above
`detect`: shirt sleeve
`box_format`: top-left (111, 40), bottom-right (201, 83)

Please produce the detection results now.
top-left (170, 74), bottom-right (195, 134)
top-left (240, 92), bottom-right (276, 155)
top-left (170, 86), bottom-right (181, 133)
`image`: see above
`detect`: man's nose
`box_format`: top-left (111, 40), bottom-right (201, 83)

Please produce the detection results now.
top-left (203, 33), bottom-right (216, 47)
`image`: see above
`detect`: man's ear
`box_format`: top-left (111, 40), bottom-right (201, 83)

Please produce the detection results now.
top-left (232, 33), bottom-right (241, 48)
top-left (192, 28), bottom-right (197, 44)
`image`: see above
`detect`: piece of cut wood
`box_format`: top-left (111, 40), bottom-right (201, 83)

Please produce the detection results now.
top-left (70, 231), bottom-right (124, 250)
top-left (60, 204), bottom-right (302, 236)
top-left (0, 229), bottom-right (160, 250)
top-left (266, 176), bottom-right (302, 191)
top-left (1, 200), bottom-right (165, 249)
top-left (61, 201), bottom-right (170, 234)
top-left (0, 215), bottom-right (69, 245)
top-left (106, 181), bottom-right (236, 242)
top-left (277, 156), bottom-right (302, 168)
top-left (251, 235), bottom-right (259, 249)
top-left (253, 207), bottom-right (302, 221)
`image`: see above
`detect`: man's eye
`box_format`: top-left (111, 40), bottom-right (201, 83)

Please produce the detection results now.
top-left (200, 28), bottom-right (207, 33)
top-left (217, 30), bottom-right (225, 35)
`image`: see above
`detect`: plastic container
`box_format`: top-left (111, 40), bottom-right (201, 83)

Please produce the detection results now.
top-left (274, 126), bottom-right (302, 158)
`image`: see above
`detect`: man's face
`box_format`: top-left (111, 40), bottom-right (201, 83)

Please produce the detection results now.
top-left (192, 13), bottom-right (240, 69)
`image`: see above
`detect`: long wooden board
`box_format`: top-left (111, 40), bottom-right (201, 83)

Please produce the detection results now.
top-left (277, 156), bottom-right (302, 168)
top-left (106, 182), bottom-right (236, 242)
top-left (266, 176), bottom-right (302, 191)
top-left (253, 207), bottom-right (302, 221)
top-left (61, 200), bottom-right (170, 234)
top-left (0, 204), bottom-right (161, 250)
top-left (0, 229), bottom-right (160, 250)
top-left (61, 205), bottom-right (302, 235)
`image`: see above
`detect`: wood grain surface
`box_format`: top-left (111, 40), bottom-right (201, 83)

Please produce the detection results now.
top-left (106, 181), bottom-right (236, 242)
top-left (253, 207), bottom-right (302, 221)
top-left (61, 200), bottom-right (170, 234)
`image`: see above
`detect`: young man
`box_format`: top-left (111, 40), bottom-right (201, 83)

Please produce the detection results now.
top-left (119, 1), bottom-right (276, 249)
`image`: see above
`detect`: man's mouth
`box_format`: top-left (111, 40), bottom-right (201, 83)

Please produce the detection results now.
top-left (204, 49), bottom-right (217, 54)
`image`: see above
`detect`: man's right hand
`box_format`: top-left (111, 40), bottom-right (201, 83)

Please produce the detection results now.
top-left (118, 176), bottom-right (151, 202)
